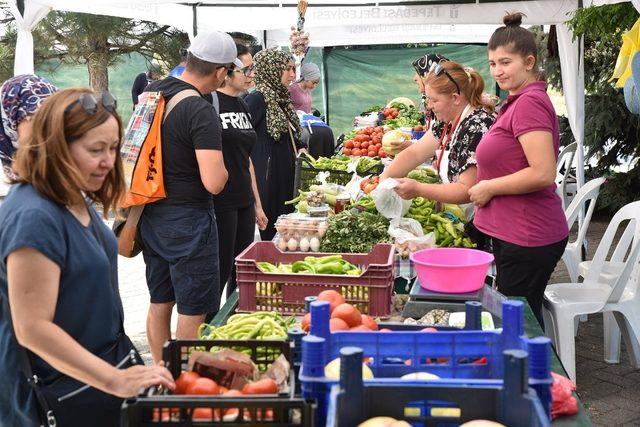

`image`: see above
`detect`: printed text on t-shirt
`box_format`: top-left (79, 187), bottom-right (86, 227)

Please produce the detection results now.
top-left (219, 112), bottom-right (252, 130)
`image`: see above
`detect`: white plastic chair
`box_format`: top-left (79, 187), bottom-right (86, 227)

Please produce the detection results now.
top-left (577, 221), bottom-right (640, 364)
top-left (561, 177), bottom-right (606, 283)
top-left (542, 200), bottom-right (640, 382)
top-left (556, 142), bottom-right (577, 209)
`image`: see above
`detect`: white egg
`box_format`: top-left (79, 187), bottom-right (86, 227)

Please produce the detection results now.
top-left (299, 237), bottom-right (310, 252)
top-left (309, 237), bottom-right (321, 252)
top-left (277, 238), bottom-right (288, 251)
top-left (287, 238), bottom-right (298, 251)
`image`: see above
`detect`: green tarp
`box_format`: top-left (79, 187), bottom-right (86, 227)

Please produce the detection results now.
top-left (306, 44), bottom-right (495, 136)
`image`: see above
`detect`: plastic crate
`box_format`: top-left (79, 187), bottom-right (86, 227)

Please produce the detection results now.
top-left (120, 339), bottom-right (304, 426)
top-left (300, 300), bottom-right (552, 426)
top-left (293, 156), bottom-right (384, 193)
top-left (122, 395), bottom-right (316, 426)
top-left (162, 339), bottom-right (292, 379)
top-left (326, 347), bottom-right (550, 427)
top-left (236, 242), bottom-right (395, 316)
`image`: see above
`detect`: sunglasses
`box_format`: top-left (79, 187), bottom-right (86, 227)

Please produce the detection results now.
top-left (231, 64), bottom-right (256, 77)
top-left (64, 92), bottom-right (118, 116)
top-left (429, 61), bottom-right (461, 95)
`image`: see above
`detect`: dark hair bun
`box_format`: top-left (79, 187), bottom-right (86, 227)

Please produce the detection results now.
top-left (503, 12), bottom-right (525, 27)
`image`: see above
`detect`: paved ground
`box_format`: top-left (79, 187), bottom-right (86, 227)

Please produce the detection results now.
top-left (117, 219), bottom-right (640, 426)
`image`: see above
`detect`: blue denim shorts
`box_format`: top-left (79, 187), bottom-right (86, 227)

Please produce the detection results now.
top-left (139, 202), bottom-right (220, 315)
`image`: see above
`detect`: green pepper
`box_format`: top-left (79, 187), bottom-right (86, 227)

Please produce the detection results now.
top-left (292, 261), bottom-right (316, 273)
top-left (257, 262), bottom-right (277, 272)
top-left (454, 237), bottom-right (463, 247)
top-left (438, 235), bottom-right (453, 247)
top-left (316, 262), bottom-right (345, 274)
top-left (444, 222), bottom-right (458, 239)
top-left (462, 238), bottom-right (476, 248)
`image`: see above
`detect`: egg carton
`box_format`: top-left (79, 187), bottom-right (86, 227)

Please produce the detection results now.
top-left (274, 215), bottom-right (328, 252)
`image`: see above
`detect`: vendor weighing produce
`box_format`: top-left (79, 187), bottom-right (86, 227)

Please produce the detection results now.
top-left (380, 59), bottom-right (496, 211)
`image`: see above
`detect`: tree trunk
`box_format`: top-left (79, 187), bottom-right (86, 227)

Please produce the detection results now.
top-left (87, 58), bottom-right (109, 92)
top-left (86, 32), bottom-right (110, 92)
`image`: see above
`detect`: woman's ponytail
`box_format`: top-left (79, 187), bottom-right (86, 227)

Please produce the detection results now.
top-left (466, 68), bottom-right (494, 113)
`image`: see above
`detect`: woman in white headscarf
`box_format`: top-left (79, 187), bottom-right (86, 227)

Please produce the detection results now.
top-left (288, 62), bottom-right (320, 113)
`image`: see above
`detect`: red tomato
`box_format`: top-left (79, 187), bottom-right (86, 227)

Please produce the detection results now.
top-left (379, 150), bottom-right (387, 158)
top-left (317, 290), bottom-right (345, 313)
top-left (372, 135), bottom-right (382, 144)
top-left (242, 378), bottom-right (278, 394)
top-left (361, 315), bottom-right (379, 331)
top-left (353, 141), bottom-right (361, 149)
top-left (369, 145), bottom-right (379, 154)
top-left (391, 111), bottom-right (398, 118)
top-left (192, 408), bottom-right (213, 421)
top-left (361, 141), bottom-right (370, 150)
top-left (301, 313), bottom-right (311, 332)
top-left (352, 148), bottom-right (362, 156)
top-left (375, 126), bottom-right (384, 133)
top-left (330, 317), bottom-right (350, 332)
top-left (345, 140), bottom-right (354, 149)
top-left (343, 148), bottom-right (352, 156)
top-left (367, 151), bottom-right (376, 157)
top-left (349, 325), bottom-right (372, 332)
top-left (174, 371), bottom-right (200, 395)
top-left (186, 377), bottom-right (219, 395)
top-left (331, 303), bottom-right (362, 327)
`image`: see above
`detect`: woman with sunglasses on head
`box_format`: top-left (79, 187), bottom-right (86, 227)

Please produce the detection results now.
top-left (0, 88), bottom-right (175, 427)
top-left (245, 48), bottom-right (306, 241)
top-left (380, 60), bottom-right (496, 209)
top-left (212, 44), bottom-right (268, 299)
top-left (469, 12), bottom-right (569, 326)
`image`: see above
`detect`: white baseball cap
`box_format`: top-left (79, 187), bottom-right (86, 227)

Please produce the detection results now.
top-left (188, 31), bottom-right (239, 65)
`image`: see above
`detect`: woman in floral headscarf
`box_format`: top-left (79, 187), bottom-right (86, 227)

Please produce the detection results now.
top-left (0, 75), bottom-right (58, 180)
top-left (245, 48), bottom-right (306, 241)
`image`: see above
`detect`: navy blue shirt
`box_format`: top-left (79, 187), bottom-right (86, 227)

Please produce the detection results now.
top-left (0, 184), bottom-right (123, 426)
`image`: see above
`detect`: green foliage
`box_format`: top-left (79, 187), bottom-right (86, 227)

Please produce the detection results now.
top-left (593, 166), bottom-right (640, 215)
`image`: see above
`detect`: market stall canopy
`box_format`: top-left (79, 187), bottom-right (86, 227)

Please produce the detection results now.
top-left (9, 0), bottom-right (640, 190)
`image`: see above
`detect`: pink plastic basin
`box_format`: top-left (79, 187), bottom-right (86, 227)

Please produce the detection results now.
top-left (410, 248), bottom-right (494, 293)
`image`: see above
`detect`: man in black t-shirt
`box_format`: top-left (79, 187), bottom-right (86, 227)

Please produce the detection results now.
top-left (140, 31), bottom-right (240, 363)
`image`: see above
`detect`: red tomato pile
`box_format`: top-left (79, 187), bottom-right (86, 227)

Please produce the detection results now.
top-left (382, 107), bottom-right (399, 120)
top-left (342, 126), bottom-right (387, 158)
top-left (301, 290), bottom-right (379, 332)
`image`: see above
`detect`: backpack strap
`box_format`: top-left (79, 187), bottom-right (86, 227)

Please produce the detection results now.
top-left (162, 88), bottom-right (200, 123)
top-left (211, 91), bottom-right (220, 113)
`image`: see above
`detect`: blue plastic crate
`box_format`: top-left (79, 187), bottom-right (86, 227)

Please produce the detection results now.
top-left (300, 300), bottom-right (552, 426)
top-left (325, 347), bottom-right (550, 427)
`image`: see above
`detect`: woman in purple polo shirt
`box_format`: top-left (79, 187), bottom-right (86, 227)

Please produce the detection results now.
top-left (469, 12), bottom-right (569, 326)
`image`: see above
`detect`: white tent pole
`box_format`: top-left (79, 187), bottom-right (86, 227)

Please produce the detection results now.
top-left (632, 0), bottom-right (640, 12)
top-left (557, 22), bottom-right (585, 190)
top-left (10, 0), bottom-right (51, 76)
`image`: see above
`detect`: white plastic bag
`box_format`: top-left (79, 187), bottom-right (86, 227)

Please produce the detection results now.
top-left (370, 178), bottom-right (411, 220)
top-left (388, 218), bottom-right (436, 258)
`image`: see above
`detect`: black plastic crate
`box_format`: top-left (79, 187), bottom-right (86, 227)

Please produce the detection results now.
top-left (293, 156), bottom-right (383, 193)
top-left (122, 395), bottom-right (316, 426)
top-left (120, 339), bottom-right (304, 426)
top-left (162, 339), bottom-right (292, 379)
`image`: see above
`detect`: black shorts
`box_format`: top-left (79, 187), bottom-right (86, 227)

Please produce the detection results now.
top-left (139, 202), bottom-right (220, 315)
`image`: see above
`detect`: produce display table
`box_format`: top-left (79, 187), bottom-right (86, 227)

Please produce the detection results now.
top-left (209, 291), bottom-right (592, 426)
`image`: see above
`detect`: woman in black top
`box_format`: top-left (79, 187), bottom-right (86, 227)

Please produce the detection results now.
top-left (213, 45), bottom-right (268, 298)
top-left (245, 49), bottom-right (306, 241)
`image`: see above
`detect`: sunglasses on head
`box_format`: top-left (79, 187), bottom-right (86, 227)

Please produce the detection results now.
top-left (64, 92), bottom-right (118, 116)
top-left (429, 60), bottom-right (461, 95)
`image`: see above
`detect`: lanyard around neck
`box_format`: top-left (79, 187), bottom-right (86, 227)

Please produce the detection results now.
top-left (435, 104), bottom-right (472, 173)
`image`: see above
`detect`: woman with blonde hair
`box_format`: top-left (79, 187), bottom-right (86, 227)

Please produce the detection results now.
top-left (381, 59), bottom-right (496, 206)
top-left (0, 88), bottom-right (174, 426)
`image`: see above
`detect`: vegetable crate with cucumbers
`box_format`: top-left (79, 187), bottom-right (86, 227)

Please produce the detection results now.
top-left (293, 154), bottom-right (383, 193)
top-left (299, 300), bottom-right (553, 426)
top-left (235, 241), bottom-right (395, 316)
top-left (121, 339), bottom-right (317, 426)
